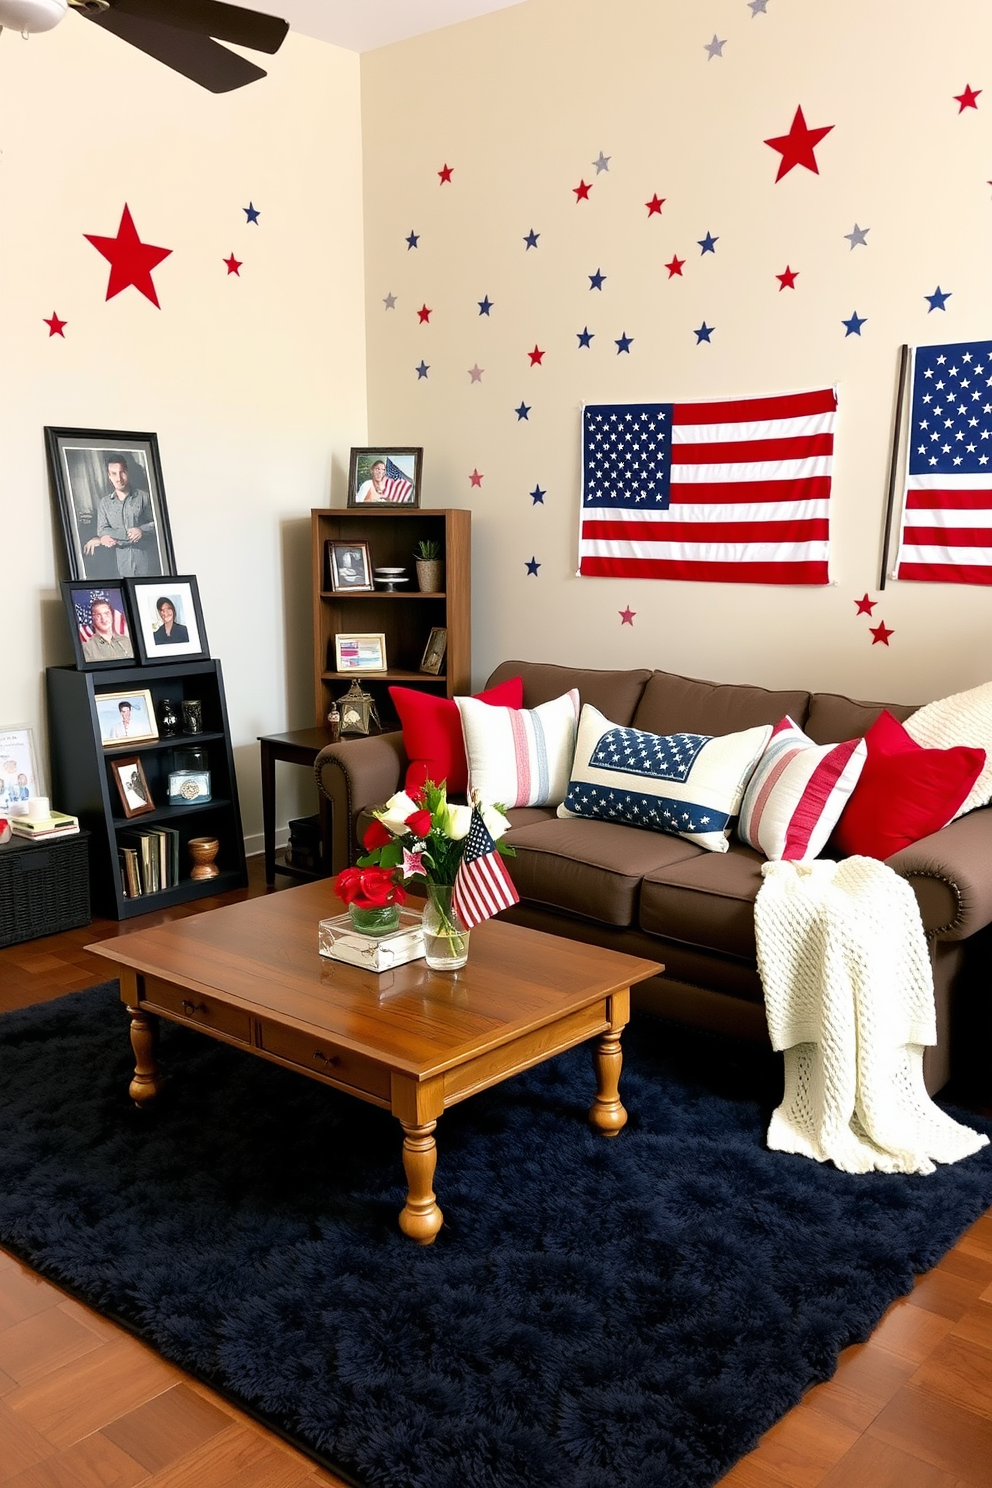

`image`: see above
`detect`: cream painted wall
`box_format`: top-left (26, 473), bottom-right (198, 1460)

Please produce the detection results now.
top-left (361, 0), bottom-right (992, 705)
top-left (0, 20), bottom-right (367, 852)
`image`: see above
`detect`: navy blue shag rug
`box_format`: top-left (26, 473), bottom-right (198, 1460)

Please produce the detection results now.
top-left (1, 983), bottom-right (991, 1488)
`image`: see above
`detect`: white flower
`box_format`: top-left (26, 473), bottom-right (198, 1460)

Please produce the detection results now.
top-left (438, 801), bottom-right (473, 840)
top-left (478, 799), bottom-right (510, 842)
top-left (374, 790), bottom-right (420, 835)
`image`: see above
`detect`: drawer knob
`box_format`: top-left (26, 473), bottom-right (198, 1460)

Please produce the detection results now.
top-left (181, 1000), bottom-right (208, 1016)
top-left (312, 1050), bottom-right (339, 1066)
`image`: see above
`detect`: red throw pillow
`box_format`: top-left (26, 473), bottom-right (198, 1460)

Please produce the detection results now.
top-left (831, 709), bottom-right (984, 860)
top-left (388, 677), bottom-right (524, 796)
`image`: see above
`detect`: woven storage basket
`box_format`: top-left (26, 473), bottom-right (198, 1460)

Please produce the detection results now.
top-left (0, 832), bottom-right (91, 948)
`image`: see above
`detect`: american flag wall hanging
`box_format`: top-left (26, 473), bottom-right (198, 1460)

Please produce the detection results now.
top-left (578, 387), bottom-right (837, 585)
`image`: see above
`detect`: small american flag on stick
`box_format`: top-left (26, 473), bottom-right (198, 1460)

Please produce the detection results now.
top-left (452, 807), bottom-right (519, 929)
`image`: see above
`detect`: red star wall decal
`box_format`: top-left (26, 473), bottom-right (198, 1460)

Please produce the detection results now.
top-left (869, 620), bottom-right (894, 646)
top-left (665, 254), bottom-right (686, 277)
top-left (776, 265), bottom-right (799, 290)
top-left (619, 606), bottom-right (636, 625)
top-left (854, 593), bottom-right (877, 615)
top-left (954, 84), bottom-right (981, 112)
top-left (43, 312), bottom-right (67, 337)
top-left (84, 204), bottom-right (172, 308)
top-left (223, 253), bottom-right (242, 276)
top-left (645, 194), bottom-right (665, 216)
top-left (764, 106), bottom-right (834, 182)
top-left (528, 345), bottom-right (545, 365)
top-left (469, 469), bottom-right (484, 487)
top-left (438, 163), bottom-right (454, 183)
top-left (573, 179), bottom-right (592, 201)
top-left (417, 304), bottom-right (432, 323)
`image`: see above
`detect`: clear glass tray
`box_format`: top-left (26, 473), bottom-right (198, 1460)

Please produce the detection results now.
top-left (318, 908), bottom-right (425, 972)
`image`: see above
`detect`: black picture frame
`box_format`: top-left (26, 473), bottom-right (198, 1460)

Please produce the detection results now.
top-left (60, 581), bottom-right (137, 671)
top-left (45, 427), bottom-right (177, 581)
top-left (126, 575), bottom-right (209, 665)
top-left (347, 447), bottom-right (423, 508)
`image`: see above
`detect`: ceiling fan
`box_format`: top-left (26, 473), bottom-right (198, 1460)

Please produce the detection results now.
top-left (0, 0), bottom-right (289, 92)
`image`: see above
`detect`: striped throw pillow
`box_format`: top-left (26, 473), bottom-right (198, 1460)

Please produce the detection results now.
top-left (456, 689), bottom-right (580, 808)
top-left (738, 716), bottom-right (867, 862)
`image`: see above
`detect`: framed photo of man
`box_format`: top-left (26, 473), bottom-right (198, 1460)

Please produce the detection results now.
top-left (347, 448), bottom-right (422, 508)
top-left (60, 582), bottom-right (136, 671)
top-left (45, 428), bottom-right (177, 582)
top-left (126, 576), bottom-right (209, 665)
top-left (94, 690), bottom-right (158, 748)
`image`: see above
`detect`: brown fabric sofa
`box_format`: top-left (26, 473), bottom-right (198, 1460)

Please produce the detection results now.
top-left (315, 661), bottom-right (992, 1094)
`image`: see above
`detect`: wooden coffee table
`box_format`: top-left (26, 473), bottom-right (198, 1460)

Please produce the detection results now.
top-left (88, 881), bottom-right (662, 1244)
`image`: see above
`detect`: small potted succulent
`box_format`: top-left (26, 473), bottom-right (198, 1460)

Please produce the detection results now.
top-left (413, 538), bottom-right (444, 593)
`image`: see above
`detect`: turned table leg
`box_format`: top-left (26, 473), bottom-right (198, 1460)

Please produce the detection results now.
top-left (127, 1007), bottom-right (163, 1108)
top-left (589, 1028), bottom-right (627, 1137)
top-left (398, 1119), bottom-right (444, 1244)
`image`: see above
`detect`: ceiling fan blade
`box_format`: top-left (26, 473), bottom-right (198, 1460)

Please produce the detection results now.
top-left (76, 6), bottom-right (269, 91)
top-left (99, 0), bottom-right (288, 54)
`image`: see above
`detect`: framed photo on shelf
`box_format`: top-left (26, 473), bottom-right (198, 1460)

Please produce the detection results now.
top-left (0, 726), bottom-right (44, 817)
top-left (334, 633), bottom-right (388, 672)
top-left (327, 540), bottom-right (374, 593)
top-left (126, 575), bottom-right (209, 664)
top-left (45, 427), bottom-right (177, 582)
top-left (95, 689), bottom-right (159, 748)
top-left (111, 756), bottom-right (155, 819)
top-left (60, 582), bottom-right (136, 670)
top-left (420, 626), bottom-right (447, 675)
top-left (347, 448), bottom-right (422, 508)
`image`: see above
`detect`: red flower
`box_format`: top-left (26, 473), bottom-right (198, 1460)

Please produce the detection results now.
top-left (363, 819), bottom-right (393, 851)
top-left (335, 864), bottom-right (406, 910)
top-left (404, 809), bottom-right (432, 838)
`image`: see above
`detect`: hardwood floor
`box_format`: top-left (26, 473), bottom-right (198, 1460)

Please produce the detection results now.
top-left (1, 857), bottom-right (990, 1488)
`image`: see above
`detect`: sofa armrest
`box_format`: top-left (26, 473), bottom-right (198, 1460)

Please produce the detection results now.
top-left (888, 805), bottom-right (992, 940)
top-left (314, 732), bottom-right (407, 871)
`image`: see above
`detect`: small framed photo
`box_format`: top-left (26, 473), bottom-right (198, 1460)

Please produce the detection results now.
top-left (334, 633), bottom-right (388, 672)
top-left (420, 626), bottom-right (447, 675)
top-left (95, 689), bottom-right (159, 748)
top-left (327, 541), bottom-right (374, 593)
top-left (111, 756), bottom-right (155, 818)
top-left (44, 428), bottom-right (176, 581)
top-left (0, 726), bottom-right (44, 818)
top-left (126, 576), bottom-right (209, 664)
top-left (347, 448), bottom-right (422, 508)
top-left (60, 582), bottom-right (136, 670)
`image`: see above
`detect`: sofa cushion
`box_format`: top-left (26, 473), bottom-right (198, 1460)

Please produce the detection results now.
top-left (804, 692), bottom-right (916, 745)
top-left (632, 670), bottom-right (811, 737)
top-left (502, 816), bottom-right (703, 928)
top-left (457, 689), bottom-right (580, 808)
top-left (904, 679), bottom-right (992, 819)
top-left (389, 676), bottom-right (524, 796)
top-left (639, 843), bottom-right (767, 962)
top-left (737, 716), bottom-right (867, 862)
top-left (832, 710), bottom-right (985, 859)
top-left (557, 703), bottom-right (771, 854)
top-left (485, 660), bottom-right (653, 727)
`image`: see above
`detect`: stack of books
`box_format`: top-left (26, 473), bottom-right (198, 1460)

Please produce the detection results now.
top-left (10, 811), bottom-right (80, 841)
top-left (118, 826), bottom-right (182, 898)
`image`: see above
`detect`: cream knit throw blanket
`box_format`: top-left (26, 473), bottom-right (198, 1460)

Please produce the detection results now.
top-left (754, 856), bottom-right (988, 1175)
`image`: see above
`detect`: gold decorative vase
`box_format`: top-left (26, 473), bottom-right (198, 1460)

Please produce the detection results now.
top-left (188, 836), bottom-right (220, 880)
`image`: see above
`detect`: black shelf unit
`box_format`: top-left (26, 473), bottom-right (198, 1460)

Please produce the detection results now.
top-left (46, 659), bottom-right (248, 920)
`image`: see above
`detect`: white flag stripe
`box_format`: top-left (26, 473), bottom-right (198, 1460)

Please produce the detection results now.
top-left (671, 412), bottom-right (836, 444)
top-left (582, 539), bottom-right (829, 564)
top-left (907, 473), bottom-right (992, 491)
top-left (583, 500), bottom-right (831, 525)
top-left (902, 507), bottom-right (992, 530)
top-left (670, 456), bottom-right (832, 484)
top-left (899, 544), bottom-right (992, 566)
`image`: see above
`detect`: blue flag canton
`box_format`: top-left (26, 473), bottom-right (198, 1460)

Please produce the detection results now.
top-left (582, 403), bottom-right (674, 510)
top-left (909, 340), bottom-right (992, 476)
top-left (590, 727), bottom-right (709, 782)
top-left (462, 807), bottom-right (497, 864)
top-left (561, 781), bottom-right (727, 837)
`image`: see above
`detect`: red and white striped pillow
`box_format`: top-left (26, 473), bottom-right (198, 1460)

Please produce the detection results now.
top-left (737, 716), bottom-right (867, 862)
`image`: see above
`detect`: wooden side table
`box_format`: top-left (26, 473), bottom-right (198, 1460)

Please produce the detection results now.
top-left (258, 727), bottom-right (337, 887)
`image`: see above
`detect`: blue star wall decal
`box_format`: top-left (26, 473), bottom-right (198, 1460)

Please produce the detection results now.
top-left (577, 327), bottom-right (594, 347)
top-left (515, 402), bottom-right (531, 420)
top-left (406, 230), bottom-right (420, 249)
top-left (523, 229), bottom-right (540, 249)
top-left (478, 296), bottom-right (494, 315)
top-left (694, 322), bottom-right (714, 343)
top-left (615, 332), bottom-right (633, 353)
top-left (926, 285), bottom-right (952, 311)
top-left (530, 485), bottom-right (546, 504)
top-left (842, 311), bottom-right (867, 336)
top-left (589, 268), bottom-right (607, 289)
top-left (698, 232), bottom-right (719, 254)
top-left (243, 202), bottom-right (260, 224)
top-left (526, 556), bottom-right (541, 575)
top-left (415, 360), bottom-right (430, 378)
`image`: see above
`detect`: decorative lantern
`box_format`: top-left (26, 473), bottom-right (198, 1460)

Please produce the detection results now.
top-left (336, 680), bottom-right (381, 736)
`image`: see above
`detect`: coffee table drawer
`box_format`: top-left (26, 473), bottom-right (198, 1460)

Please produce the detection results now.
top-left (257, 1021), bottom-right (391, 1100)
top-left (140, 977), bottom-right (251, 1044)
